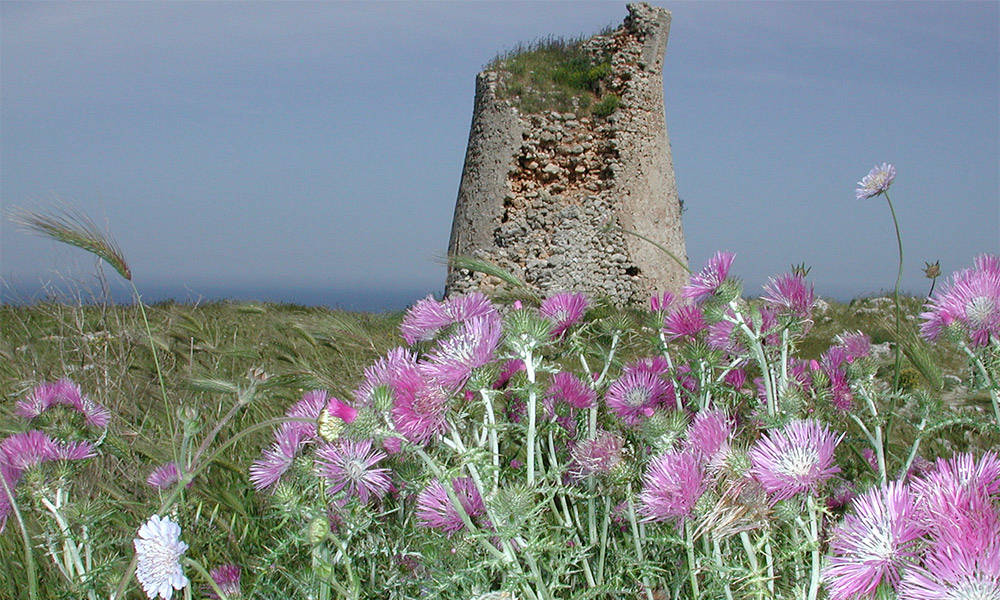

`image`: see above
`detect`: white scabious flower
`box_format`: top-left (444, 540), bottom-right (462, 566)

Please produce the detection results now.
top-left (134, 514), bottom-right (189, 599)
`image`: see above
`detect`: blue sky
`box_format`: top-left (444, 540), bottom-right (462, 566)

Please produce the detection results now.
top-left (2, 1), bottom-right (997, 310)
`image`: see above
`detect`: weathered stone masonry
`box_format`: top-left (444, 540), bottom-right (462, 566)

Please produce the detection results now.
top-left (445, 3), bottom-right (687, 305)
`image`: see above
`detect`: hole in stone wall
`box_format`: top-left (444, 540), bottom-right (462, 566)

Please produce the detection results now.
top-left (625, 266), bottom-right (640, 276)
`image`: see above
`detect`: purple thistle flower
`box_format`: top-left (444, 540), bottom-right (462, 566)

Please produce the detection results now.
top-left (623, 357), bottom-right (671, 378)
top-left (683, 251), bottom-right (736, 303)
top-left (570, 430), bottom-right (624, 479)
top-left (911, 452), bottom-right (1000, 529)
top-left (548, 371), bottom-right (596, 410)
top-left (16, 378), bottom-right (110, 428)
top-left (650, 291), bottom-right (674, 313)
top-left (638, 451), bottom-right (706, 524)
top-left (707, 318), bottom-right (742, 353)
top-left (855, 163), bottom-right (896, 200)
top-left (147, 462), bottom-right (181, 489)
top-left (762, 273), bottom-right (816, 321)
top-left (248, 446), bottom-right (295, 491)
top-left (683, 410), bottom-right (733, 467)
top-left (822, 482), bottom-right (925, 600)
top-left (390, 368), bottom-right (449, 445)
top-left (415, 477), bottom-right (486, 535)
top-left (749, 419), bottom-right (842, 502)
top-left (827, 480), bottom-right (857, 511)
top-left (0, 430), bottom-right (96, 471)
top-left (354, 347), bottom-right (419, 407)
top-left (420, 312), bottom-right (502, 389)
top-left (897, 491), bottom-right (1000, 600)
top-left (920, 254), bottom-right (1000, 347)
top-left (836, 331), bottom-right (872, 361)
top-left (399, 293), bottom-right (497, 345)
top-left (493, 359), bottom-right (525, 389)
top-left (539, 292), bottom-right (589, 338)
top-left (606, 369), bottom-right (672, 426)
top-left (249, 389), bottom-right (332, 490)
top-left (205, 563), bottom-right (241, 599)
top-left (724, 368), bottom-right (747, 390)
top-left (315, 439), bottom-right (392, 504)
top-left (662, 304), bottom-right (707, 341)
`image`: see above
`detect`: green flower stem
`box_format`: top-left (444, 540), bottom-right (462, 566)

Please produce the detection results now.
top-left (39, 491), bottom-right (96, 600)
top-left (860, 390), bottom-right (888, 485)
top-left (596, 332), bottom-right (620, 386)
top-left (597, 495), bottom-right (611, 585)
top-left (728, 301), bottom-right (776, 415)
top-left (684, 520), bottom-right (700, 599)
top-left (324, 532), bottom-right (361, 600)
top-left (712, 536), bottom-right (734, 600)
top-left (480, 389), bottom-right (501, 491)
top-left (626, 493), bottom-right (655, 600)
top-left (780, 329), bottom-right (790, 396)
top-left (738, 531), bottom-right (766, 600)
top-left (899, 417), bottom-right (927, 479)
top-left (763, 530), bottom-right (775, 596)
top-left (183, 557), bottom-right (231, 600)
top-left (807, 496), bottom-right (822, 600)
top-left (524, 348), bottom-right (538, 486)
top-left (2, 473), bottom-right (38, 600)
top-left (131, 282), bottom-right (176, 460)
top-left (884, 192), bottom-right (904, 391)
top-left (959, 340), bottom-right (1000, 425)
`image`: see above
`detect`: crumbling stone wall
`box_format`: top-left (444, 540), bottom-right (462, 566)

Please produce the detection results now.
top-left (445, 3), bottom-right (687, 305)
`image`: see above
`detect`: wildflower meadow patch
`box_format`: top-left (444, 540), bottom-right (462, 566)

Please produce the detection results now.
top-left (2, 166), bottom-right (999, 599)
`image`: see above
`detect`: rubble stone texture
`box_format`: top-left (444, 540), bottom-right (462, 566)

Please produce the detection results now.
top-left (445, 3), bottom-right (688, 305)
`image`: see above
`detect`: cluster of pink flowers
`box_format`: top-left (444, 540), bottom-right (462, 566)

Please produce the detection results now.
top-left (920, 253), bottom-right (1000, 347)
top-left (15, 378), bottom-right (110, 428)
top-left (823, 452), bottom-right (1000, 600)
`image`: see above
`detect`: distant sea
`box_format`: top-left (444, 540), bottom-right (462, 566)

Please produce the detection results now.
top-left (1, 280), bottom-right (436, 313)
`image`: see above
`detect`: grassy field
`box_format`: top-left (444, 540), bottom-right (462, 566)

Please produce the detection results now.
top-left (0, 293), bottom-right (991, 599)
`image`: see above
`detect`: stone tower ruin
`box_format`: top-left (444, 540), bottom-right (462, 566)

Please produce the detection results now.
top-left (445, 3), bottom-right (688, 304)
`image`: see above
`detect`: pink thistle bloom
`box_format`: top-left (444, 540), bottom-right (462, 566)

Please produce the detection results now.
top-left (205, 563), bottom-right (241, 599)
top-left (146, 462), bottom-right (181, 489)
top-left (0, 430), bottom-right (96, 471)
top-left (606, 370), bottom-right (672, 426)
top-left (324, 396), bottom-right (357, 425)
top-left (855, 163), bottom-right (896, 200)
top-left (683, 251), bottom-right (736, 303)
top-left (707, 318), bottom-right (741, 353)
top-left (569, 430), bottom-right (624, 479)
top-left (662, 304), bottom-right (707, 341)
top-left (353, 347), bottom-right (419, 407)
top-left (390, 368), bottom-right (449, 445)
top-left (399, 293), bottom-right (497, 345)
top-left (493, 359), bottom-right (525, 389)
top-left (822, 482), bottom-right (925, 600)
top-left (16, 378), bottom-right (110, 428)
top-left (540, 292), bottom-right (589, 338)
top-left (897, 491), bottom-right (1000, 600)
top-left (911, 452), bottom-right (1000, 528)
top-left (724, 368), bottom-right (747, 390)
top-left (683, 410), bottom-right (733, 467)
top-left (827, 480), bottom-right (857, 511)
top-left (920, 253), bottom-right (1000, 347)
top-left (548, 371), bottom-right (596, 410)
top-left (749, 419), bottom-right (842, 502)
top-left (415, 477), bottom-right (486, 535)
top-left (638, 451), bottom-right (706, 524)
top-left (762, 273), bottom-right (816, 321)
top-left (420, 313), bottom-right (502, 389)
top-left (836, 331), bottom-right (872, 361)
top-left (249, 389), bottom-right (331, 490)
top-left (315, 439), bottom-right (391, 504)
top-left (623, 356), bottom-right (671, 378)
top-left (650, 291), bottom-right (674, 313)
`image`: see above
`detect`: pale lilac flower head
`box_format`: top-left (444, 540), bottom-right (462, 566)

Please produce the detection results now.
top-left (662, 304), bottom-right (707, 341)
top-left (605, 369), bottom-right (672, 426)
top-left (920, 254), bottom-right (1000, 347)
top-left (638, 451), bottom-right (706, 524)
top-left (147, 462), bottom-right (181, 490)
top-left (684, 251), bottom-right (736, 303)
top-left (570, 430), bottom-right (625, 479)
top-left (134, 514), bottom-right (189, 599)
top-left (540, 292), bottom-right (589, 338)
top-left (206, 564), bottom-right (241, 599)
top-left (683, 410), bottom-right (733, 467)
top-left (822, 482), bottom-right (925, 600)
top-left (315, 439), bottom-right (392, 504)
top-left (16, 378), bottom-right (110, 428)
top-left (855, 163), bottom-right (896, 200)
top-left (420, 312), bottom-right (502, 389)
top-left (763, 273), bottom-right (816, 321)
top-left (415, 477), bottom-right (486, 535)
top-left (548, 371), bottom-right (596, 410)
top-left (749, 419), bottom-right (842, 501)
top-left (400, 293), bottom-right (497, 345)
